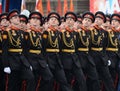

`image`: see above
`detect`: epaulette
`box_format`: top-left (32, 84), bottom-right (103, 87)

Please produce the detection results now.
top-left (42, 31), bottom-right (48, 39)
top-left (89, 27), bottom-right (94, 31)
top-left (61, 29), bottom-right (65, 33)
top-left (2, 31), bottom-right (8, 39)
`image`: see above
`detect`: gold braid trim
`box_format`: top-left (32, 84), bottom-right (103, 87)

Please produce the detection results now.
top-left (108, 31), bottom-right (118, 47)
top-left (8, 31), bottom-right (20, 47)
top-left (29, 32), bottom-right (41, 47)
top-left (62, 32), bottom-right (74, 48)
top-left (91, 30), bottom-right (102, 45)
top-left (48, 31), bottom-right (58, 48)
top-left (79, 31), bottom-right (89, 47)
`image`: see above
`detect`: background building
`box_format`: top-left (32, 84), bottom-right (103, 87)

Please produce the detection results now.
top-left (26, 0), bottom-right (89, 16)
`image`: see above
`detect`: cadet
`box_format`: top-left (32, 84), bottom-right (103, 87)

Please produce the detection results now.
top-left (106, 14), bottom-right (120, 89)
top-left (60, 12), bottom-right (87, 91)
top-left (25, 11), bottom-right (53, 91)
top-left (90, 11), bottom-right (115, 91)
top-left (2, 10), bottom-right (33, 91)
top-left (42, 12), bottom-right (72, 91)
top-left (0, 12), bottom-right (9, 91)
top-left (76, 11), bottom-right (101, 91)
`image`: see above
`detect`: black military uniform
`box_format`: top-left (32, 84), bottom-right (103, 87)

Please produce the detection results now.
top-left (117, 15), bottom-right (120, 91)
top-left (2, 10), bottom-right (34, 91)
top-left (0, 12), bottom-right (8, 91)
top-left (19, 14), bottom-right (39, 91)
top-left (90, 11), bottom-right (115, 91)
top-left (75, 11), bottom-right (101, 91)
top-left (60, 12), bottom-right (87, 91)
top-left (25, 12), bottom-right (53, 91)
top-left (42, 12), bottom-right (72, 91)
top-left (106, 14), bottom-right (120, 88)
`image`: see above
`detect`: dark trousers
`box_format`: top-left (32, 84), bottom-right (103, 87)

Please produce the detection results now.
top-left (5, 71), bottom-right (21, 91)
top-left (50, 66), bottom-right (73, 91)
top-left (21, 68), bottom-right (35, 91)
top-left (64, 65), bottom-right (87, 91)
top-left (0, 69), bottom-right (5, 91)
top-left (107, 52), bottom-right (119, 88)
top-left (33, 66), bottom-right (53, 91)
top-left (85, 65), bottom-right (100, 91)
top-left (90, 51), bottom-right (115, 91)
top-left (76, 52), bottom-right (100, 91)
top-left (6, 69), bottom-right (35, 91)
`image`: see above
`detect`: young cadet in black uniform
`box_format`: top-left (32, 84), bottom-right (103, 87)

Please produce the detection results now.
top-left (105, 14), bottom-right (120, 89)
top-left (42, 12), bottom-right (72, 91)
top-left (101, 14), bottom-right (111, 31)
top-left (25, 11), bottom-right (53, 91)
top-left (0, 12), bottom-right (9, 91)
top-left (60, 12), bottom-right (87, 91)
top-left (116, 14), bottom-right (120, 91)
top-left (76, 11), bottom-right (101, 91)
top-left (2, 10), bottom-right (34, 91)
top-left (19, 14), bottom-right (37, 91)
top-left (19, 14), bottom-right (28, 31)
top-left (90, 11), bottom-right (115, 91)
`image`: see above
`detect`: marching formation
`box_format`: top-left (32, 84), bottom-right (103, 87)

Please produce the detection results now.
top-left (0, 9), bottom-right (120, 91)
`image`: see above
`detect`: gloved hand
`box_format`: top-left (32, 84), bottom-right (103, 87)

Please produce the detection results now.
top-left (108, 60), bottom-right (111, 66)
top-left (30, 66), bottom-right (33, 71)
top-left (4, 67), bottom-right (11, 74)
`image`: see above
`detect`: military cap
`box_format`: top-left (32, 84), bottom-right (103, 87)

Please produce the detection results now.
top-left (47, 12), bottom-right (61, 24)
top-left (29, 11), bottom-right (42, 20)
top-left (47, 12), bottom-right (60, 21)
top-left (64, 12), bottom-right (77, 21)
top-left (0, 12), bottom-right (8, 21)
top-left (82, 11), bottom-right (95, 23)
top-left (19, 14), bottom-right (28, 24)
top-left (95, 11), bottom-right (106, 22)
top-left (29, 11), bottom-right (43, 25)
top-left (111, 13), bottom-right (120, 22)
top-left (7, 9), bottom-right (19, 20)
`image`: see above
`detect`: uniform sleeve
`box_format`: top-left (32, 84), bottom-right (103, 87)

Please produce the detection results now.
top-left (2, 31), bottom-right (9, 67)
top-left (88, 31), bottom-right (92, 50)
top-left (103, 30), bottom-right (108, 51)
top-left (74, 32), bottom-right (79, 52)
top-left (23, 32), bottom-right (30, 59)
top-left (42, 31), bottom-right (48, 56)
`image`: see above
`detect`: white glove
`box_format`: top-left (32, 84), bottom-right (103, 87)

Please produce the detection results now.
top-left (108, 60), bottom-right (111, 66)
top-left (4, 67), bottom-right (11, 74)
top-left (30, 66), bottom-right (33, 71)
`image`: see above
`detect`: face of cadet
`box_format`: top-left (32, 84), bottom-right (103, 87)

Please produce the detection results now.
top-left (95, 17), bottom-right (104, 26)
top-left (20, 21), bottom-right (26, 30)
top-left (106, 21), bottom-right (110, 25)
top-left (66, 18), bottom-right (75, 26)
top-left (111, 20), bottom-right (120, 28)
top-left (0, 18), bottom-right (9, 27)
top-left (29, 18), bottom-right (41, 26)
top-left (48, 17), bottom-right (59, 26)
top-left (82, 18), bottom-right (92, 27)
top-left (10, 16), bottom-right (20, 25)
